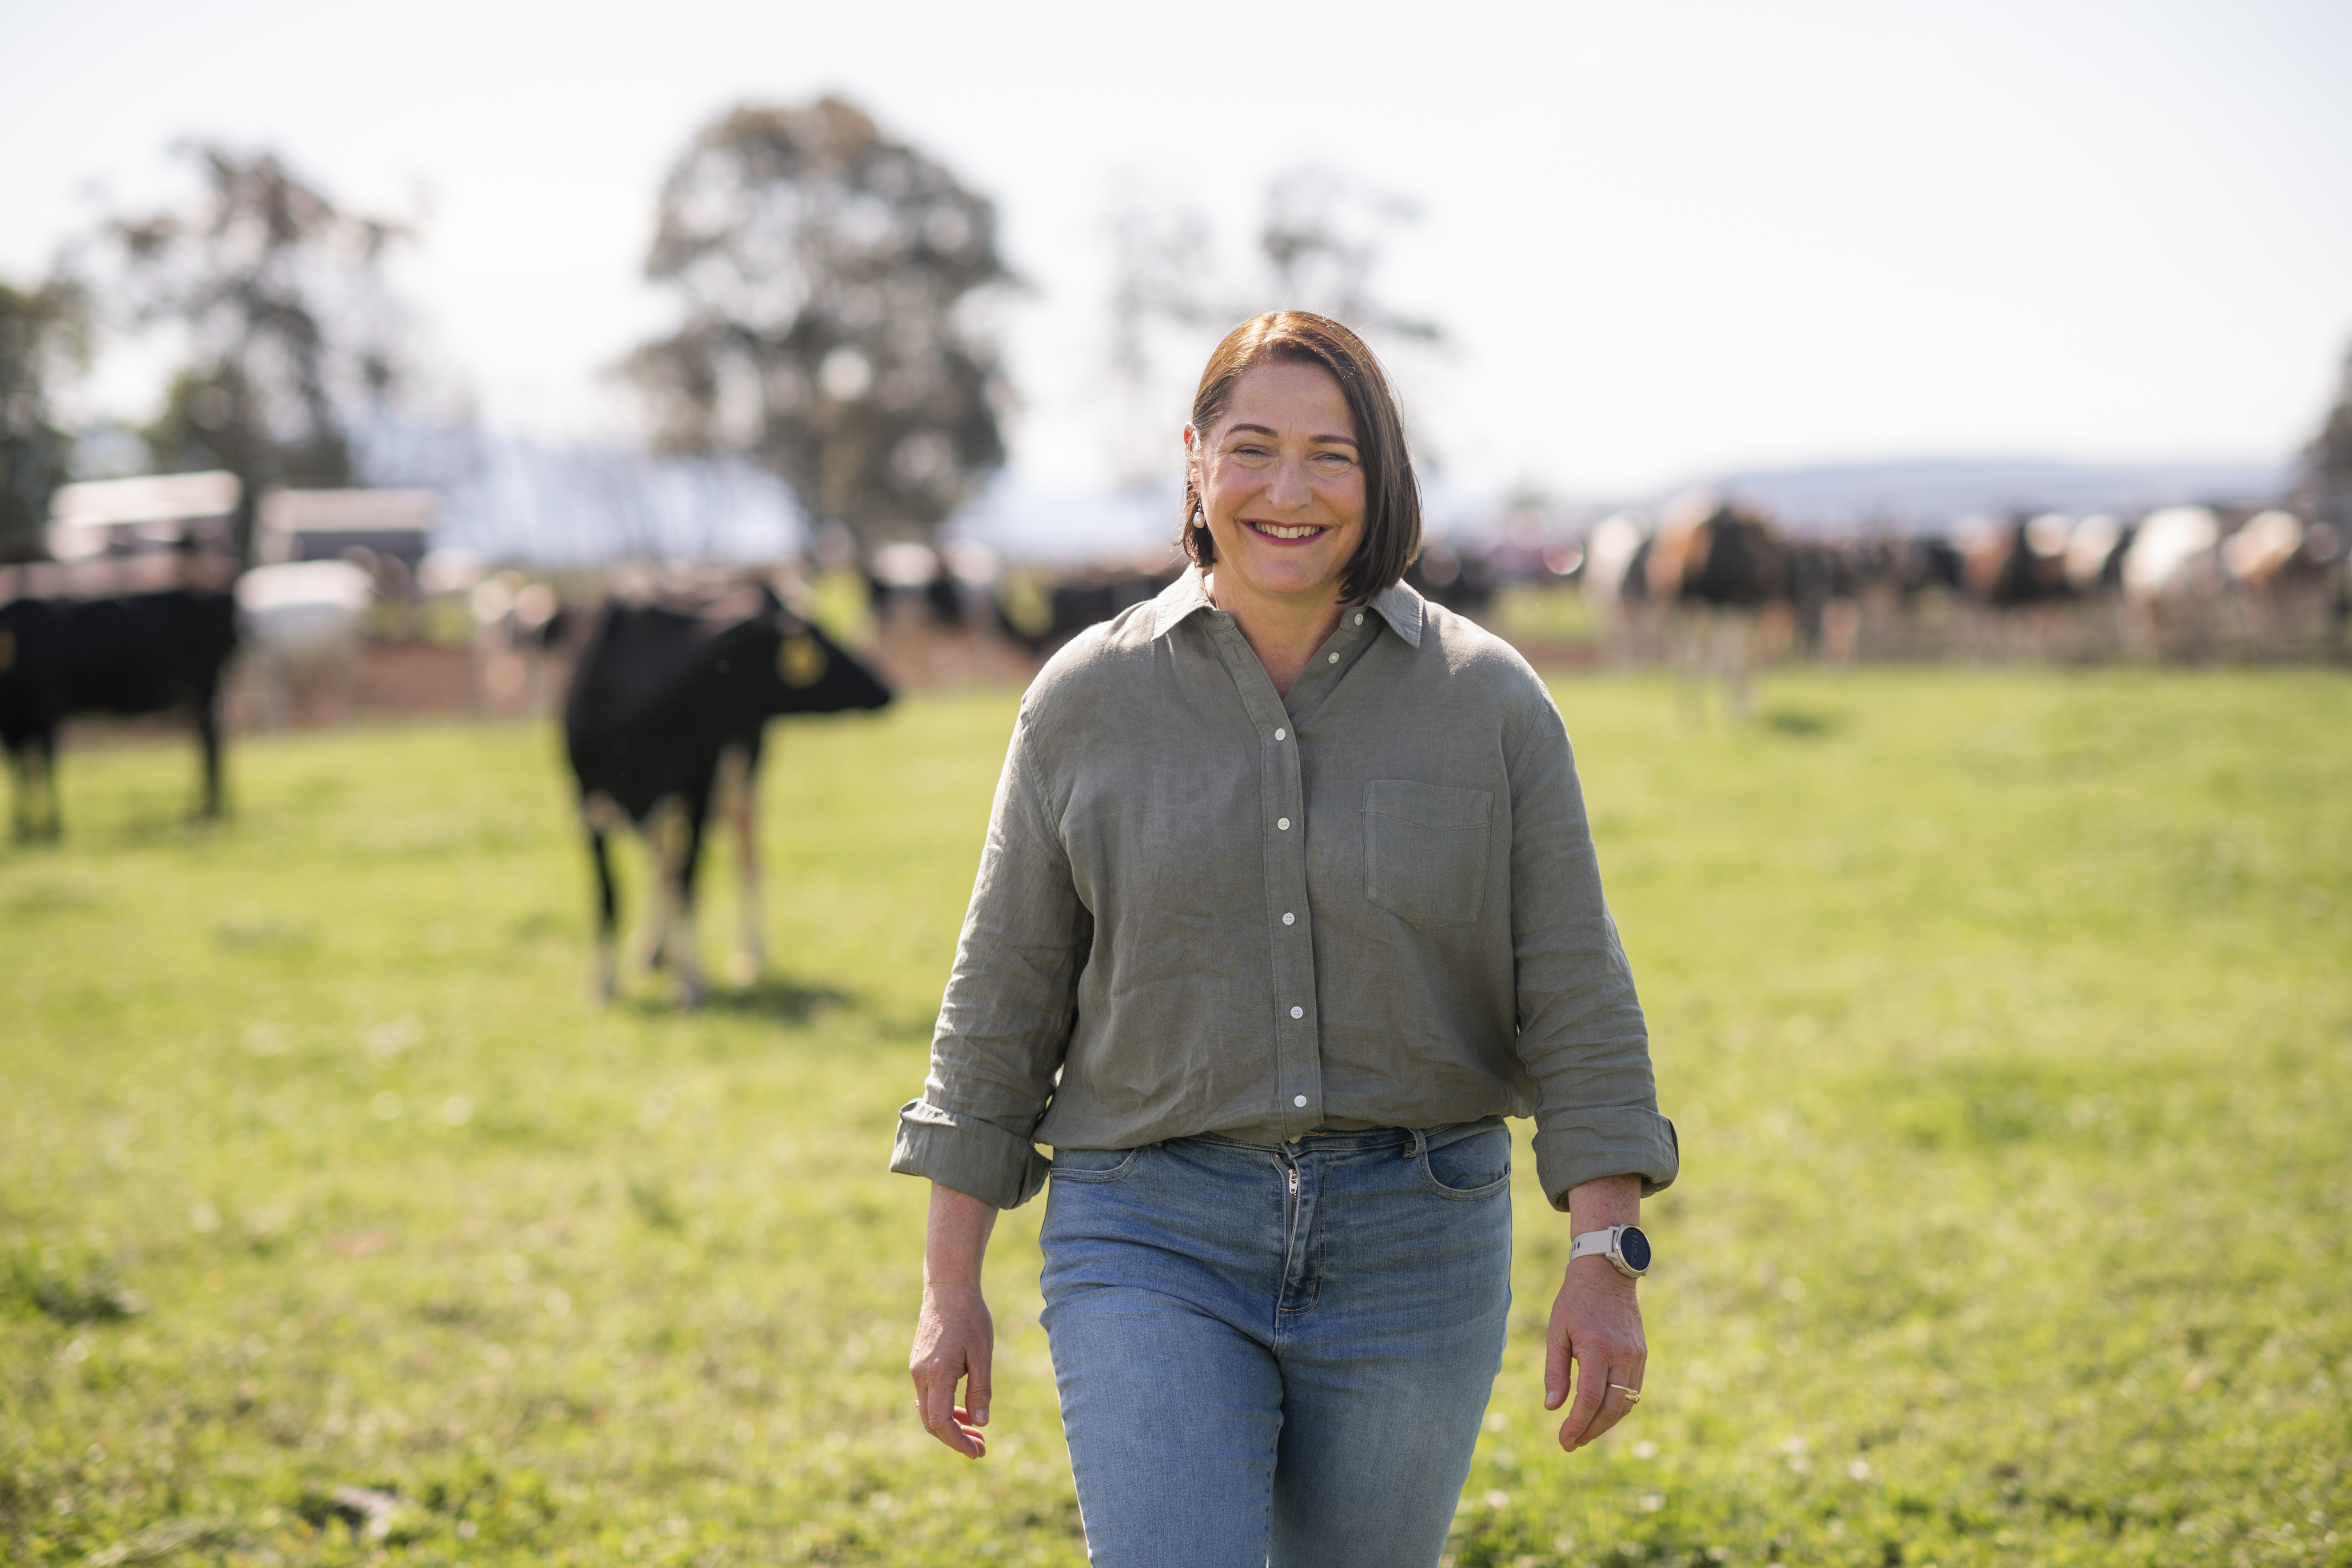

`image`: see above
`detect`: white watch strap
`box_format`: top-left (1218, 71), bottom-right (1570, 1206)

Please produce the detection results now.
top-left (1570, 1227), bottom-right (1617, 1262)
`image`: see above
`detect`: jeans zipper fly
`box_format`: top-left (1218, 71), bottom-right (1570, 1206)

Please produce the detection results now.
top-left (1276, 1154), bottom-right (1308, 1315)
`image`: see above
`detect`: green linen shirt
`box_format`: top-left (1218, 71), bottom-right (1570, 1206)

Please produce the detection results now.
top-left (890, 571), bottom-right (1679, 1211)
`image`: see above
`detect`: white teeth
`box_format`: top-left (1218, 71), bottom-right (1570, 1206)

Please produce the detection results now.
top-left (1254, 523), bottom-right (1322, 539)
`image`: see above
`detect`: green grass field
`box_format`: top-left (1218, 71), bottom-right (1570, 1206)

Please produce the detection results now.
top-left (4, 667), bottom-right (2349, 1567)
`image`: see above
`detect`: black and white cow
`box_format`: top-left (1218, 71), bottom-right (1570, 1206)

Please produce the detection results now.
top-left (563, 581), bottom-right (892, 1003)
top-left (0, 586), bottom-right (239, 839)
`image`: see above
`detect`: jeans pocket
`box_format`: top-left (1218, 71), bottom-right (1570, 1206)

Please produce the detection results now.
top-left (1049, 1146), bottom-right (1146, 1184)
top-left (1417, 1124), bottom-right (1512, 1200)
top-left (1363, 780), bottom-right (1493, 930)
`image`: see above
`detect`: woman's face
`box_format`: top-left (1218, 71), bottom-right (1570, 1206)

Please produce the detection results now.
top-left (1187, 360), bottom-right (1367, 609)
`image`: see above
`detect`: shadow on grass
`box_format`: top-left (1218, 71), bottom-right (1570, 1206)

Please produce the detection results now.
top-left (71, 805), bottom-right (234, 852)
top-left (0, 879), bottom-right (98, 918)
top-left (1760, 707), bottom-right (1846, 738)
top-left (626, 972), bottom-right (856, 1024)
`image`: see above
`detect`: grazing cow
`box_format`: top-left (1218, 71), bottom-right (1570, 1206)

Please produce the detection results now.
top-left (1646, 498), bottom-right (1790, 716)
top-left (469, 571), bottom-right (571, 717)
top-left (991, 565), bottom-right (1180, 657)
top-left (1577, 513), bottom-right (1658, 667)
top-left (1647, 500), bottom-right (1789, 612)
top-left (2062, 514), bottom-right (2129, 596)
top-left (1405, 539), bottom-right (1499, 621)
top-left (1785, 538), bottom-right (1863, 663)
top-left (2119, 506), bottom-right (2222, 659)
top-left (1956, 514), bottom-right (2073, 609)
top-left (234, 560), bottom-right (376, 727)
top-left (2216, 510), bottom-right (2340, 656)
top-left (1950, 514), bottom-right (2082, 660)
top-left (0, 586), bottom-right (239, 839)
top-left (563, 582), bottom-right (892, 1004)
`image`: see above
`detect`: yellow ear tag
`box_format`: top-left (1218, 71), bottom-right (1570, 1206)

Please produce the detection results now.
top-left (778, 633), bottom-right (827, 688)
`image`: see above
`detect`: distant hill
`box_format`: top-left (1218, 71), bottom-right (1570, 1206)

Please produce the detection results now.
top-left (1700, 457), bottom-right (2293, 533)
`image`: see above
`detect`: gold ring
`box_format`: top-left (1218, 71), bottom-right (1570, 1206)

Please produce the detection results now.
top-left (1609, 1383), bottom-right (1643, 1403)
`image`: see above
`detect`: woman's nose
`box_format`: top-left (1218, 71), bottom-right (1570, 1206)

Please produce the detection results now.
top-left (1263, 455), bottom-right (1312, 508)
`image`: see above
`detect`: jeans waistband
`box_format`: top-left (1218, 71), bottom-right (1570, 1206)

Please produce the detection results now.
top-left (1193, 1115), bottom-right (1505, 1155)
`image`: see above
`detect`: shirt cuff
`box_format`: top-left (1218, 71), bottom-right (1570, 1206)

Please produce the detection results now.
top-left (889, 1098), bottom-right (1051, 1210)
top-left (1532, 1110), bottom-right (1680, 1210)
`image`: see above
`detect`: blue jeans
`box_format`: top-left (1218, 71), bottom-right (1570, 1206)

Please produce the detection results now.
top-left (1038, 1121), bottom-right (1514, 1568)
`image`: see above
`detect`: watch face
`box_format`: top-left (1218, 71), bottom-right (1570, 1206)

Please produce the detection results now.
top-left (1619, 1225), bottom-right (1652, 1272)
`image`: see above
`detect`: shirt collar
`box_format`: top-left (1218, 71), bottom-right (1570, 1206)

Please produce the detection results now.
top-left (1148, 568), bottom-right (1217, 641)
top-left (1363, 581), bottom-right (1426, 647)
top-left (1150, 570), bottom-right (1426, 650)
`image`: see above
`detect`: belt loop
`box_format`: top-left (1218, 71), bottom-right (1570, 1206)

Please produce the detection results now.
top-left (1405, 1126), bottom-right (1428, 1161)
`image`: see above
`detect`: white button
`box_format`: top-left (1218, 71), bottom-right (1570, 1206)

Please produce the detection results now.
top-left (1354, 613), bottom-right (1364, 625)
top-left (1274, 727), bottom-right (1285, 740)
top-left (1290, 1005), bottom-right (1304, 1019)
top-left (1293, 1094), bottom-right (1308, 1108)
top-left (1327, 651), bottom-right (1340, 664)
top-left (1282, 912), bottom-right (1295, 926)
top-left (1277, 817), bottom-right (1290, 830)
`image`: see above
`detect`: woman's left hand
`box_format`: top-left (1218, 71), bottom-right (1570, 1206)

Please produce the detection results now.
top-left (1546, 1175), bottom-right (1647, 1453)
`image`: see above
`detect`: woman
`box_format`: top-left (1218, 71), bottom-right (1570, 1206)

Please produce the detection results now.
top-left (895, 311), bottom-right (1677, 1566)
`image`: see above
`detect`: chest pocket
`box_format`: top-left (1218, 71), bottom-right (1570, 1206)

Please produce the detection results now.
top-left (1363, 779), bottom-right (1493, 930)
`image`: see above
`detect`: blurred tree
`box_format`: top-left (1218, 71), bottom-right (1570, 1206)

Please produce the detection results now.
top-left (101, 144), bottom-right (407, 556)
top-left (0, 276), bottom-right (89, 562)
top-left (1102, 192), bottom-right (1219, 489)
top-left (627, 97), bottom-right (1015, 552)
top-left (2301, 342), bottom-right (2352, 534)
top-left (1257, 168), bottom-right (1443, 345)
top-left (1102, 165), bottom-right (1443, 489)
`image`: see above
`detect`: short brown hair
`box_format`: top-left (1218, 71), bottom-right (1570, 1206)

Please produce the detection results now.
top-left (1181, 312), bottom-right (1421, 604)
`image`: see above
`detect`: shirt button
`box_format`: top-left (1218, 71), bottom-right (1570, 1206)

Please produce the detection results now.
top-left (1354, 613), bottom-right (1364, 625)
top-left (1290, 1006), bottom-right (1303, 1019)
top-left (1282, 912), bottom-right (1295, 925)
top-left (1274, 727), bottom-right (1285, 740)
top-left (1293, 1094), bottom-right (1308, 1108)
top-left (1277, 817), bottom-right (1290, 830)
top-left (1327, 651), bottom-right (1340, 664)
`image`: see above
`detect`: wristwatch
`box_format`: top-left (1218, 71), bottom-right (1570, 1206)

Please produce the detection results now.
top-left (1570, 1223), bottom-right (1652, 1279)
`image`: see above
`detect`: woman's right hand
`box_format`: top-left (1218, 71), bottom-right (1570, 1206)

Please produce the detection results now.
top-left (909, 1182), bottom-right (999, 1458)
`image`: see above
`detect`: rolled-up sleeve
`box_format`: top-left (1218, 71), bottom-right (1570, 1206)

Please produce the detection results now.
top-left (889, 710), bottom-right (1089, 1208)
top-left (1506, 703), bottom-right (1680, 1208)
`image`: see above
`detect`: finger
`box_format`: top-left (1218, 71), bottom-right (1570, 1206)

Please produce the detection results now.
top-left (1598, 1344), bottom-right (1648, 1435)
top-left (913, 1351), bottom-right (992, 1459)
top-left (919, 1385), bottom-right (984, 1457)
top-left (1581, 1378), bottom-right (1633, 1446)
top-left (944, 1409), bottom-right (988, 1459)
top-left (966, 1341), bottom-right (993, 1428)
top-left (1544, 1317), bottom-right (1572, 1411)
top-left (914, 1360), bottom-right (963, 1440)
top-left (1557, 1351), bottom-right (1608, 1451)
top-left (914, 1366), bottom-right (947, 1437)
top-left (1577, 1361), bottom-right (1649, 1450)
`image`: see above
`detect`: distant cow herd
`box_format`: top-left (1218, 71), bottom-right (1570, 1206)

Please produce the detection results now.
top-left (1575, 497), bottom-right (2347, 708)
top-left (6, 497), bottom-right (2346, 1001)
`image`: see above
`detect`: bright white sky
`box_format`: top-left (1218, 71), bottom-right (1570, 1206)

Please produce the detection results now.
top-left (5, 0), bottom-right (2349, 499)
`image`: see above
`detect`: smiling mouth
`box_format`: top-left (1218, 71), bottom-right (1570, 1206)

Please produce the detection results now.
top-left (1247, 522), bottom-right (1327, 541)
